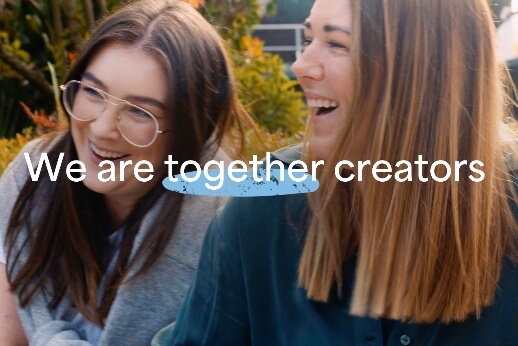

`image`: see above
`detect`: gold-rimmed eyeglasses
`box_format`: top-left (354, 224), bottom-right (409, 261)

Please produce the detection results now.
top-left (60, 80), bottom-right (167, 147)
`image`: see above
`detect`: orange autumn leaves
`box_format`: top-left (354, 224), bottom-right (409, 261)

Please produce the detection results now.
top-left (185, 0), bottom-right (205, 9)
top-left (240, 35), bottom-right (264, 59)
top-left (0, 102), bottom-right (67, 176)
top-left (19, 102), bottom-right (67, 134)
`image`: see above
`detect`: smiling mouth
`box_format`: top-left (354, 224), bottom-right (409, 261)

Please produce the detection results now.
top-left (307, 98), bottom-right (339, 115)
top-left (89, 142), bottom-right (128, 160)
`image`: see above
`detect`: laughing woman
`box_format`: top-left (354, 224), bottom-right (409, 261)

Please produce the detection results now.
top-left (162, 0), bottom-right (518, 345)
top-left (0, 0), bottom-right (247, 344)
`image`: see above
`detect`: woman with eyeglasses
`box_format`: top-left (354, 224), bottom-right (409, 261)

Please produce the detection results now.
top-left (159, 0), bottom-right (518, 345)
top-left (0, 0), bottom-right (248, 344)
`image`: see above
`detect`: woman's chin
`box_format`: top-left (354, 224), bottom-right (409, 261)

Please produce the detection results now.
top-left (309, 136), bottom-right (334, 161)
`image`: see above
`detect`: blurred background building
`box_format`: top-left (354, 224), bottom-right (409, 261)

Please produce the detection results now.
top-left (253, 0), bottom-right (312, 77)
top-left (498, 0), bottom-right (518, 87)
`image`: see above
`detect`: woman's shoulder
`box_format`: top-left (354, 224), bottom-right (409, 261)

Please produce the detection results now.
top-left (4, 133), bottom-right (64, 173)
top-left (270, 143), bottom-right (304, 165)
top-left (212, 144), bottom-right (309, 248)
top-left (212, 147), bottom-right (232, 164)
top-left (19, 132), bottom-right (64, 154)
top-left (1, 137), bottom-right (46, 188)
top-left (220, 194), bottom-right (300, 227)
top-left (2, 134), bottom-right (65, 188)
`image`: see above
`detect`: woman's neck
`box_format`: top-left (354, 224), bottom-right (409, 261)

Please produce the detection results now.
top-left (104, 196), bottom-right (137, 229)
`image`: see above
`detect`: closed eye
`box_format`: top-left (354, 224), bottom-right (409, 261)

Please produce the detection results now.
top-left (81, 85), bottom-right (104, 99)
top-left (129, 106), bottom-right (153, 119)
top-left (328, 41), bottom-right (349, 51)
top-left (301, 37), bottom-right (312, 53)
top-left (302, 38), bottom-right (312, 46)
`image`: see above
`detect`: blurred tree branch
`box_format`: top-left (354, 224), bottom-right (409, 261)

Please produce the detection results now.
top-left (0, 46), bottom-right (53, 99)
top-left (65, 0), bottom-right (81, 49)
top-left (0, 0), bottom-right (14, 11)
top-left (83, 0), bottom-right (95, 30)
top-left (0, 0), bottom-right (15, 10)
top-left (97, 0), bottom-right (107, 17)
top-left (50, 0), bottom-right (63, 45)
top-left (221, 0), bottom-right (249, 29)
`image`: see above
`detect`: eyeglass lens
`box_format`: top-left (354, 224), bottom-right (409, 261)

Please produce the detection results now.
top-left (62, 81), bottom-right (159, 147)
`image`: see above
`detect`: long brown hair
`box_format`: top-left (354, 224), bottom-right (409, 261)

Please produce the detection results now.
top-left (6, 0), bottom-right (247, 326)
top-left (299, 0), bottom-right (518, 323)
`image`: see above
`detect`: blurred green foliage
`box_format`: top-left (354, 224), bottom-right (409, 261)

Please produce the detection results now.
top-left (0, 128), bottom-right (34, 175)
top-left (0, 0), bottom-right (128, 138)
top-left (212, 0), bottom-right (306, 135)
top-left (233, 37), bottom-right (305, 134)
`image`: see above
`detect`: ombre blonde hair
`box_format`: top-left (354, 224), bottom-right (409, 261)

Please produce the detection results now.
top-left (299, 0), bottom-right (518, 323)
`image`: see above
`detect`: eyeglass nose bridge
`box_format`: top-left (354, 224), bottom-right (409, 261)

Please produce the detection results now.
top-left (90, 97), bottom-right (121, 126)
top-left (101, 91), bottom-right (120, 107)
top-left (96, 92), bottom-right (122, 119)
top-left (105, 99), bottom-right (118, 106)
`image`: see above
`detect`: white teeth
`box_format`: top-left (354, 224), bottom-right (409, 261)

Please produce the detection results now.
top-left (307, 99), bottom-right (339, 108)
top-left (89, 143), bottom-right (127, 159)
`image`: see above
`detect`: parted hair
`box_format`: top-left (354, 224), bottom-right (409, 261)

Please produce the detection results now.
top-left (6, 0), bottom-right (247, 326)
top-left (299, 0), bottom-right (518, 323)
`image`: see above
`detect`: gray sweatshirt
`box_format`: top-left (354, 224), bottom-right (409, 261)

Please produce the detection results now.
top-left (0, 138), bottom-right (229, 345)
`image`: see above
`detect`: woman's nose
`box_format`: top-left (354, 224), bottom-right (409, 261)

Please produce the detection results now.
top-left (88, 102), bottom-right (121, 140)
top-left (291, 42), bottom-right (324, 81)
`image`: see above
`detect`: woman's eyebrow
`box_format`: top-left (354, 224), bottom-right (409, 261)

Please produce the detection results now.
top-left (81, 72), bottom-right (166, 110)
top-left (302, 20), bottom-right (351, 35)
top-left (126, 95), bottom-right (167, 110)
top-left (323, 24), bottom-right (351, 35)
top-left (82, 72), bottom-right (107, 89)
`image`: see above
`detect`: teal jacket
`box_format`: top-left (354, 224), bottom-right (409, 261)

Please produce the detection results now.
top-left (157, 145), bottom-right (518, 346)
